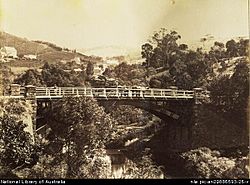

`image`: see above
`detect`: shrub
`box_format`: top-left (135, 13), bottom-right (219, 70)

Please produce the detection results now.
top-left (180, 147), bottom-right (249, 178)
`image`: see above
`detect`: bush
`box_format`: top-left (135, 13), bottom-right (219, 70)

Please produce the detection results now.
top-left (0, 99), bottom-right (35, 169)
top-left (181, 147), bottom-right (249, 178)
top-left (123, 150), bottom-right (164, 179)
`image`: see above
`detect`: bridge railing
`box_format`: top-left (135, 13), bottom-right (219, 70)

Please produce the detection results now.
top-left (35, 87), bottom-right (196, 99)
top-left (8, 85), bottom-right (210, 100)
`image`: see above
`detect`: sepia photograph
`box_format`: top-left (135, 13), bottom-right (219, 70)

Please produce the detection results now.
top-left (0, 0), bottom-right (249, 181)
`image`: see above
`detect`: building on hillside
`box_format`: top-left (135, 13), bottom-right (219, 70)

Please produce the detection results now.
top-left (60, 60), bottom-right (67, 64)
top-left (71, 57), bottom-right (81, 64)
top-left (0, 46), bottom-right (18, 58)
top-left (24, 54), bottom-right (37, 60)
top-left (105, 59), bottom-right (119, 66)
top-left (129, 58), bottom-right (145, 65)
top-left (73, 68), bottom-right (83, 72)
top-left (93, 66), bottom-right (104, 76)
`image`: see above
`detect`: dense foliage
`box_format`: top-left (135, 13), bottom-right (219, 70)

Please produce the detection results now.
top-left (141, 29), bottom-right (249, 90)
top-left (0, 65), bottom-right (15, 95)
top-left (14, 62), bottom-right (86, 86)
top-left (86, 62), bottom-right (94, 79)
top-left (140, 29), bottom-right (249, 129)
top-left (14, 69), bottom-right (43, 86)
top-left (0, 99), bottom-right (38, 176)
top-left (35, 97), bottom-right (117, 178)
top-left (123, 150), bottom-right (164, 179)
top-left (103, 62), bottom-right (147, 86)
top-left (208, 59), bottom-right (249, 128)
top-left (181, 147), bottom-right (249, 178)
top-left (141, 29), bottom-right (211, 89)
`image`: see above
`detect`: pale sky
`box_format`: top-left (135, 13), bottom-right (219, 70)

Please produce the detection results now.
top-left (0, 0), bottom-right (249, 50)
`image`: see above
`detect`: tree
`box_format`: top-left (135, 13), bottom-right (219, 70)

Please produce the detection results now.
top-left (229, 61), bottom-right (249, 126)
top-left (181, 147), bottom-right (249, 178)
top-left (0, 99), bottom-right (36, 171)
top-left (0, 65), bottom-right (15, 95)
top-left (124, 150), bottom-right (164, 179)
top-left (145, 29), bottom-right (181, 69)
top-left (17, 155), bottom-right (68, 178)
top-left (226, 39), bottom-right (239, 57)
top-left (103, 62), bottom-right (147, 86)
top-left (185, 49), bottom-right (212, 88)
top-left (141, 29), bottom-right (213, 89)
top-left (41, 62), bottom-right (84, 86)
top-left (209, 41), bottom-right (226, 62)
top-left (0, 115), bottom-right (34, 169)
top-left (141, 43), bottom-right (153, 67)
top-left (209, 60), bottom-right (249, 128)
top-left (86, 62), bottom-right (94, 79)
top-left (179, 44), bottom-right (188, 51)
top-left (149, 78), bottom-right (162, 88)
top-left (237, 39), bottom-right (249, 56)
top-left (103, 67), bottom-right (113, 77)
top-left (13, 62), bottom-right (86, 87)
top-left (14, 69), bottom-right (43, 86)
top-left (47, 97), bottom-right (117, 178)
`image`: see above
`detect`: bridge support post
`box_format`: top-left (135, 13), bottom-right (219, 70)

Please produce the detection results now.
top-left (24, 85), bottom-right (37, 140)
top-left (186, 88), bottom-right (201, 149)
top-left (10, 84), bottom-right (21, 96)
top-left (193, 88), bottom-right (203, 105)
top-left (25, 85), bottom-right (36, 98)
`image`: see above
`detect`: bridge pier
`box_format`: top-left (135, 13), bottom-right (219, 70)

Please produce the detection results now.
top-left (10, 84), bottom-right (21, 96)
top-left (189, 88), bottom-right (204, 149)
top-left (160, 88), bottom-right (213, 151)
top-left (24, 85), bottom-right (37, 135)
top-left (165, 95), bottom-right (248, 151)
top-left (9, 85), bottom-right (37, 139)
top-left (154, 101), bottom-right (209, 152)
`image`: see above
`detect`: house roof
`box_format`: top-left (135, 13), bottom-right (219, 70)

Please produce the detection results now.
top-left (1, 46), bottom-right (17, 52)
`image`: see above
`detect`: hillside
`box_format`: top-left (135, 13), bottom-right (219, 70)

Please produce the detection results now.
top-left (188, 36), bottom-right (248, 52)
top-left (78, 45), bottom-right (143, 64)
top-left (212, 56), bottom-right (248, 77)
top-left (79, 45), bottom-right (139, 57)
top-left (0, 32), bottom-right (99, 63)
top-left (0, 31), bottom-right (53, 55)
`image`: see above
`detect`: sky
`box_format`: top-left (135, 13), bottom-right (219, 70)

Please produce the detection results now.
top-left (0, 0), bottom-right (249, 50)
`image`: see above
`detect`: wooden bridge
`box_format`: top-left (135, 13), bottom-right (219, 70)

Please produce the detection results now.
top-left (7, 84), bottom-right (210, 101)
top-left (8, 84), bottom-right (240, 153)
top-left (2, 85), bottom-right (246, 153)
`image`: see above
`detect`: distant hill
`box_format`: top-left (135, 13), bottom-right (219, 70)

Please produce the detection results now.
top-left (79, 45), bottom-right (137, 57)
top-left (0, 31), bottom-right (100, 63)
top-left (188, 36), bottom-right (248, 51)
top-left (0, 31), bottom-right (52, 55)
top-left (79, 45), bottom-right (141, 57)
top-left (78, 45), bottom-right (143, 65)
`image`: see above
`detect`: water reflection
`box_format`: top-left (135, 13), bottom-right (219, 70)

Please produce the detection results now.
top-left (106, 149), bottom-right (127, 178)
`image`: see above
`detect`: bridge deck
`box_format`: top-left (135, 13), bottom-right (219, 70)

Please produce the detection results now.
top-left (16, 87), bottom-right (209, 100)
